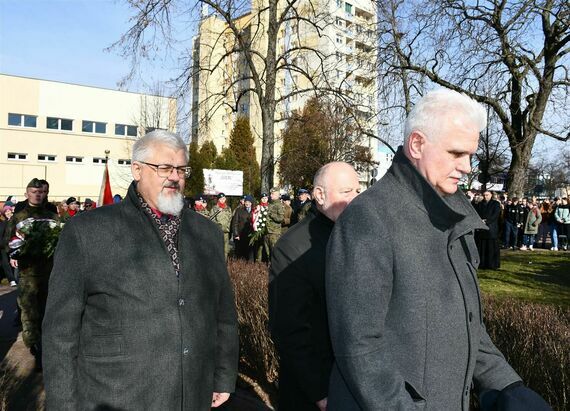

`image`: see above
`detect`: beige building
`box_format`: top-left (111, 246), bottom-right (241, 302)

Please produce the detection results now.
top-left (191, 0), bottom-right (378, 182)
top-left (0, 74), bottom-right (177, 203)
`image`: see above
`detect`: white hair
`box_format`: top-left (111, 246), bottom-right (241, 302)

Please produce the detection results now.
top-left (132, 130), bottom-right (189, 163)
top-left (156, 190), bottom-right (184, 216)
top-left (404, 89), bottom-right (487, 144)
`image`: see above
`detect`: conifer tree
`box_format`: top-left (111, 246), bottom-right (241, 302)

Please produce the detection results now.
top-left (225, 116), bottom-right (261, 195)
top-left (185, 142), bottom-right (204, 197)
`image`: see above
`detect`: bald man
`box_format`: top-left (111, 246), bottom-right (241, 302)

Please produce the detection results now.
top-left (268, 162), bottom-right (361, 411)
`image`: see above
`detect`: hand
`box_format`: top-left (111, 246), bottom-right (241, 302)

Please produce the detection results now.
top-left (211, 392), bottom-right (230, 408)
top-left (235, 236), bottom-right (240, 241)
top-left (9, 259), bottom-right (18, 268)
top-left (316, 397), bottom-right (327, 411)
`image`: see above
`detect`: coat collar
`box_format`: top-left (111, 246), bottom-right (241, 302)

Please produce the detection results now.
top-left (388, 147), bottom-right (487, 234)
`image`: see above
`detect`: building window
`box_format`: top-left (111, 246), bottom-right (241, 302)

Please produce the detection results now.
top-left (47, 117), bottom-right (73, 131)
top-left (8, 113), bottom-right (37, 128)
top-left (118, 159), bottom-right (131, 166)
top-left (38, 154), bottom-right (56, 162)
top-left (336, 0), bottom-right (342, 8)
top-left (115, 124), bottom-right (138, 137)
top-left (66, 156), bottom-right (83, 163)
top-left (82, 120), bottom-right (106, 134)
top-left (7, 152), bottom-right (27, 160)
top-left (345, 2), bottom-right (352, 14)
top-left (336, 36), bottom-right (343, 44)
top-left (336, 17), bottom-right (343, 26)
top-left (93, 157), bottom-right (107, 164)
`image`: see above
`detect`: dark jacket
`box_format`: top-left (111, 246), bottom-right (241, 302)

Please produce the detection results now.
top-left (476, 199), bottom-right (501, 239)
top-left (505, 203), bottom-right (522, 225)
top-left (269, 206), bottom-right (334, 410)
top-left (326, 148), bottom-right (521, 411)
top-left (232, 205), bottom-right (253, 239)
top-left (42, 182), bottom-right (239, 411)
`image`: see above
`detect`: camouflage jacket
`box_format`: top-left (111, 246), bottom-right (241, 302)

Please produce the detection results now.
top-left (211, 205), bottom-right (233, 233)
top-left (266, 201), bottom-right (284, 235)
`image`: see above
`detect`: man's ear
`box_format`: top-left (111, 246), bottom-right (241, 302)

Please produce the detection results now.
top-left (132, 162), bottom-right (142, 182)
top-left (406, 131), bottom-right (426, 160)
top-left (313, 186), bottom-right (325, 206)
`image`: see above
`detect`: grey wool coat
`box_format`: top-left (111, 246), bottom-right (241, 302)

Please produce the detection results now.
top-left (42, 182), bottom-right (239, 411)
top-left (325, 148), bottom-right (521, 411)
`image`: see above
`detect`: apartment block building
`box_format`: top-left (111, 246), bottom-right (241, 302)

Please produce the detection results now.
top-left (0, 74), bottom-right (177, 202)
top-left (191, 0), bottom-right (378, 182)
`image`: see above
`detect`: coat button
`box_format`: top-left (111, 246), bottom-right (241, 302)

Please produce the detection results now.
top-left (178, 298), bottom-right (185, 306)
top-left (183, 347), bottom-right (189, 355)
top-left (469, 312), bottom-right (473, 322)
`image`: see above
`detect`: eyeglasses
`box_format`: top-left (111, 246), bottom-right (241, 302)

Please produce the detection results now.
top-left (139, 161), bottom-right (191, 178)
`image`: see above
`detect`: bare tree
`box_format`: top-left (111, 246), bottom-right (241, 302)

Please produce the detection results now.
top-left (113, 0), bottom-right (380, 192)
top-left (377, 0), bottom-right (569, 196)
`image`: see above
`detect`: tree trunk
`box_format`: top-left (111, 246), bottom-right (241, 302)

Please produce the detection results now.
top-left (260, 107), bottom-right (275, 192)
top-left (507, 134), bottom-right (536, 197)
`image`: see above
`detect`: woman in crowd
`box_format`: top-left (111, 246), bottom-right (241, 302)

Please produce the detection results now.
top-left (521, 201), bottom-right (542, 251)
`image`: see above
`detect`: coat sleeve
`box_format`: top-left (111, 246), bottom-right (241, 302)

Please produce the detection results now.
top-left (213, 230), bottom-right (239, 393)
top-left (472, 325), bottom-right (522, 394)
top-left (269, 243), bottom-right (329, 403)
top-left (42, 220), bottom-right (86, 411)
top-left (326, 204), bottom-right (420, 409)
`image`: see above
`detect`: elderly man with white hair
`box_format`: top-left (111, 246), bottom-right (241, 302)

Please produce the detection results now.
top-left (326, 89), bottom-right (551, 411)
top-left (43, 130), bottom-right (238, 410)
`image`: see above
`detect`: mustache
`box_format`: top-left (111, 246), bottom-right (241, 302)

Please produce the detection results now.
top-left (163, 181), bottom-right (181, 189)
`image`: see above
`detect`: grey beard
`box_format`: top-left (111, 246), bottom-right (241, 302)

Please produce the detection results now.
top-left (157, 190), bottom-right (184, 216)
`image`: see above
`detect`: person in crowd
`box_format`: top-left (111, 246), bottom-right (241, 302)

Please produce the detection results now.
top-left (57, 201), bottom-right (68, 217)
top-left (292, 188), bottom-right (312, 225)
top-left (113, 194), bottom-right (123, 204)
top-left (60, 197), bottom-right (80, 222)
top-left (549, 197), bottom-right (561, 250)
top-left (230, 196), bottom-right (246, 243)
top-left (516, 197), bottom-right (529, 247)
top-left (193, 195), bottom-right (210, 217)
top-left (5, 178), bottom-right (59, 371)
top-left (42, 130), bottom-right (238, 410)
top-left (210, 193), bottom-right (232, 258)
top-left (14, 179), bottom-right (58, 214)
top-left (253, 193), bottom-right (270, 262)
top-left (538, 199), bottom-right (552, 248)
top-left (81, 198), bottom-right (96, 212)
top-left (554, 197), bottom-right (569, 251)
top-left (504, 197), bottom-right (522, 249)
top-left (325, 89), bottom-right (550, 410)
top-left (475, 190), bottom-right (501, 269)
top-left (0, 203), bottom-right (17, 286)
top-left (264, 187), bottom-right (284, 260)
top-left (281, 194), bottom-right (293, 234)
top-left (520, 201), bottom-right (542, 250)
top-left (269, 162), bottom-right (360, 411)
top-left (232, 195), bottom-right (255, 261)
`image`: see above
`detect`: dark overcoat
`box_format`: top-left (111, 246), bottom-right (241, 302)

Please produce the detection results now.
top-left (475, 200), bottom-right (501, 239)
top-left (325, 148), bottom-right (521, 411)
top-left (42, 182), bottom-right (238, 411)
top-left (269, 207), bottom-right (334, 410)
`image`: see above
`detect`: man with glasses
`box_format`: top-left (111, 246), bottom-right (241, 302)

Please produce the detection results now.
top-left (43, 131), bottom-right (238, 410)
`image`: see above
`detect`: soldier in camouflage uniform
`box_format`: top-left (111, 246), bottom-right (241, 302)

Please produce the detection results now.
top-left (210, 193), bottom-right (233, 258)
top-left (5, 178), bottom-right (59, 371)
top-left (193, 195), bottom-right (210, 218)
top-left (292, 188), bottom-right (312, 225)
top-left (281, 194), bottom-right (293, 234)
top-left (264, 188), bottom-right (285, 259)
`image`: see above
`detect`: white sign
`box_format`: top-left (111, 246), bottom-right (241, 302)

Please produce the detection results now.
top-left (203, 169), bottom-right (243, 196)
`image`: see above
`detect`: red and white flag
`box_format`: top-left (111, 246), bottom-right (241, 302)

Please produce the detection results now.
top-left (98, 163), bottom-right (114, 206)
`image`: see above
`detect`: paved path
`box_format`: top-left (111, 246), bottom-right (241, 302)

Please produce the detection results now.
top-left (0, 285), bottom-right (271, 411)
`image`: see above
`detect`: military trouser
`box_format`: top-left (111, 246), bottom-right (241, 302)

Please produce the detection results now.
top-left (223, 232), bottom-right (230, 258)
top-left (263, 233), bottom-right (281, 260)
top-left (17, 273), bottom-right (49, 348)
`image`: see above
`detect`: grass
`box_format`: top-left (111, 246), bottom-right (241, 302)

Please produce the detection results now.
top-left (478, 249), bottom-right (570, 307)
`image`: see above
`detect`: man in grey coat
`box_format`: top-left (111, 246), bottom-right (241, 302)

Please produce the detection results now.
top-left (43, 130), bottom-right (238, 410)
top-left (326, 89), bottom-right (551, 411)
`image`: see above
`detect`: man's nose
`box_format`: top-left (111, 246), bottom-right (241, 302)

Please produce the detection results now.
top-left (458, 155), bottom-right (471, 174)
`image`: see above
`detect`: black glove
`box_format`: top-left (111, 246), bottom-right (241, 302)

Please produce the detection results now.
top-left (480, 382), bottom-right (553, 411)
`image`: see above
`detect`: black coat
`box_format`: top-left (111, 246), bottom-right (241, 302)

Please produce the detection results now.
top-left (269, 207), bottom-right (334, 410)
top-left (43, 182), bottom-right (239, 411)
top-left (476, 200), bottom-right (501, 239)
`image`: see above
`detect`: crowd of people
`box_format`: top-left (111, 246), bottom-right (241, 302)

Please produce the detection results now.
top-left (467, 190), bottom-right (569, 270)
top-left (0, 89), bottom-right (557, 410)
